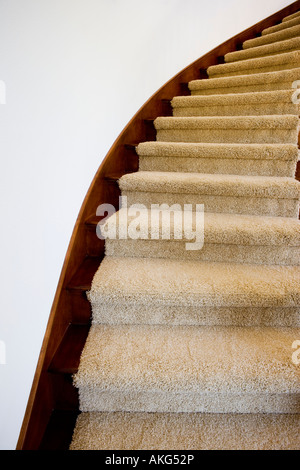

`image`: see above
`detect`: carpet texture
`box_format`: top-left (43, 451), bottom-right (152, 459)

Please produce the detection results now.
top-left (154, 115), bottom-right (299, 144)
top-left (262, 17), bottom-right (300, 36)
top-left (70, 7), bottom-right (300, 450)
top-left (243, 24), bottom-right (300, 49)
top-left (283, 10), bottom-right (300, 22)
top-left (70, 412), bottom-right (300, 450)
top-left (171, 90), bottom-right (300, 116)
top-left (102, 208), bottom-right (300, 265)
top-left (73, 325), bottom-right (300, 413)
top-left (87, 257), bottom-right (300, 327)
top-left (119, 171), bottom-right (299, 217)
top-left (208, 50), bottom-right (300, 77)
top-left (88, 256), bottom-right (300, 310)
top-left (189, 68), bottom-right (300, 95)
top-left (137, 142), bottom-right (298, 176)
top-left (225, 37), bottom-right (300, 63)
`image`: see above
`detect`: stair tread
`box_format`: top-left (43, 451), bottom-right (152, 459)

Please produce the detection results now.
top-left (243, 24), bottom-right (300, 50)
top-left (88, 256), bottom-right (300, 307)
top-left (136, 141), bottom-right (299, 160)
top-left (74, 323), bottom-right (300, 395)
top-left (189, 67), bottom-right (300, 92)
top-left (225, 36), bottom-right (300, 64)
top-left (262, 16), bottom-right (300, 36)
top-left (154, 115), bottom-right (299, 146)
top-left (70, 411), bottom-right (300, 450)
top-left (282, 11), bottom-right (300, 23)
top-left (100, 208), bottom-right (300, 246)
top-left (119, 171), bottom-right (300, 199)
top-left (154, 114), bottom-right (299, 129)
top-left (207, 50), bottom-right (300, 77)
top-left (171, 90), bottom-right (299, 117)
top-left (172, 89), bottom-right (298, 107)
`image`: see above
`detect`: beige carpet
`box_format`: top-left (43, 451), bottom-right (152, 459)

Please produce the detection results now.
top-left (70, 8), bottom-right (300, 450)
top-left (137, 142), bottom-right (298, 176)
top-left (208, 50), bottom-right (300, 77)
top-left (171, 90), bottom-right (300, 116)
top-left (73, 324), bottom-right (300, 414)
top-left (70, 412), bottom-right (300, 450)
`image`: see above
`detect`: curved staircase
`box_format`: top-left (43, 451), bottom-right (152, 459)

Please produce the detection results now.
top-left (18, 3), bottom-right (300, 450)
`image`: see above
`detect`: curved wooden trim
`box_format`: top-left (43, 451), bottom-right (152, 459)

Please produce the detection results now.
top-left (17, 0), bottom-right (300, 450)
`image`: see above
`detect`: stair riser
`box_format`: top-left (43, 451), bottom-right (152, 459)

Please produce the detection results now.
top-left (88, 257), bottom-right (300, 311)
top-left (172, 103), bottom-right (299, 117)
top-left (208, 60), bottom-right (300, 78)
top-left (105, 239), bottom-right (300, 266)
top-left (91, 303), bottom-right (300, 327)
top-left (244, 25), bottom-right (300, 49)
top-left (262, 17), bottom-right (300, 36)
top-left (70, 412), bottom-right (300, 451)
top-left (225, 41), bottom-right (300, 63)
top-left (139, 156), bottom-right (297, 177)
top-left (190, 67), bottom-right (300, 95)
top-left (137, 142), bottom-right (299, 160)
top-left (78, 389), bottom-right (300, 414)
top-left (191, 81), bottom-right (300, 95)
top-left (121, 192), bottom-right (299, 218)
top-left (156, 128), bottom-right (298, 144)
top-left (283, 11), bottom-right (300, 23)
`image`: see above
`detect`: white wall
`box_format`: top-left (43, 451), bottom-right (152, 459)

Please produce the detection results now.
top-left (0, 0), bottom-right (293, 450)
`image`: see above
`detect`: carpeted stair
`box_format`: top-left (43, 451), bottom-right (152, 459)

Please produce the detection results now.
top-left (70, 9), bottom-right (300, 450)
